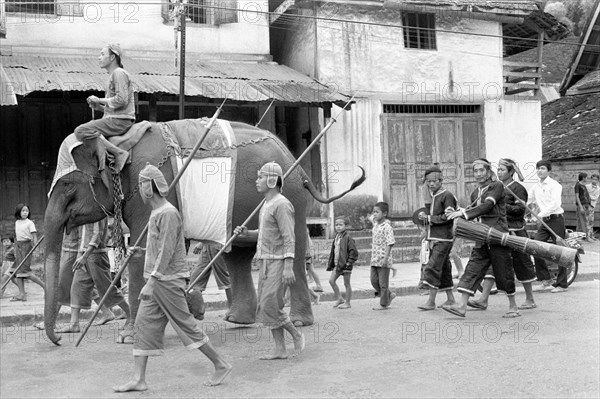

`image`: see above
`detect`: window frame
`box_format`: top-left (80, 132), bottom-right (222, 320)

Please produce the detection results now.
top-left (401, 12), bottom-right (437, 50)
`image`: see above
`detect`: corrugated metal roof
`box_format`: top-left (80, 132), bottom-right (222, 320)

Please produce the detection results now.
top-left (0, 54), bottom-right (349, 105)
top-left (0, 66), bottom-right (18, 106)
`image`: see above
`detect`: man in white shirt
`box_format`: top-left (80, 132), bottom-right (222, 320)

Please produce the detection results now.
top-left (528, 160), bottom-right (568, 293)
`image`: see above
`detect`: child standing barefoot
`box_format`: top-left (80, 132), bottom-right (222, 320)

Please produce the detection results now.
top-left (10, 204), bottom-right (45, 301)
top-left (114, 165), bottom-right (231, 392)
top-left (327, 217), bottom-right (358, 309)
top-left (369, 202), bottom-right (396, 310)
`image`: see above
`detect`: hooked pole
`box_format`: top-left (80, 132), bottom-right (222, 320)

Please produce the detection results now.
top-left (186, 93), bottom-right (357, 293)
top-left (75, 99), bottom-right (228, 347)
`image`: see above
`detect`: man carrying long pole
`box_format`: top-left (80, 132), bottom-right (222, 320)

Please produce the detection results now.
top-left (75, 99), bottom-right (227, 346)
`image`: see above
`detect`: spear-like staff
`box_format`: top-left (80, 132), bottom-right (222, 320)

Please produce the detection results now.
top-left (186, 94), bottom-right (358, 295)
top-left (75, 99), bottom-right (227, 347)
top-left (1, 236), bottom-right (45, 292)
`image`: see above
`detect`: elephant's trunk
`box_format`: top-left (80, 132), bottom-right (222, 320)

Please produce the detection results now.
top-left (43, 207), bottom-right (66, 345)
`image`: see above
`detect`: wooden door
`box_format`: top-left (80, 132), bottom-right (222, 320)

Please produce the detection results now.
top-left (382, 114), bottom-right (483, 217)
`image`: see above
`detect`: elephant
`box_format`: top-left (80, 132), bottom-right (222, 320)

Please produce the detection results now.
top-left (43, 119), bottom-right (365, 345)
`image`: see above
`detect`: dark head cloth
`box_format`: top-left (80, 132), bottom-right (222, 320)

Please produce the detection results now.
top-left (423, 166), bottom-right (442, 183)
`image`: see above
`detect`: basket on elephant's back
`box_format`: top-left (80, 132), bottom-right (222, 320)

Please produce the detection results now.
top-left (452, 218), bottom-right (577, 268)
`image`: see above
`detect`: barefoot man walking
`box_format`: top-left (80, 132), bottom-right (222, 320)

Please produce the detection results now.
top-left (234, 162), bottom-right (305, 360)
top-left (114, 165), bottom-right (231, 392)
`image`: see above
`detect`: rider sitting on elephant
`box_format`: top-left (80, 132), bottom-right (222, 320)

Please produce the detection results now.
top-left (74, 43), bottom-right (134, 173)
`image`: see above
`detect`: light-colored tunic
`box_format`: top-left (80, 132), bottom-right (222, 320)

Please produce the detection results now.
top-left (255, 194), bottom-right (295, 329)
top-left (133, 203), bottom-right (209, 356)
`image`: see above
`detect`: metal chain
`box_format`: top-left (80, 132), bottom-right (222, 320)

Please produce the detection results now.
top-left (110, 169), bottom-right (126, 270)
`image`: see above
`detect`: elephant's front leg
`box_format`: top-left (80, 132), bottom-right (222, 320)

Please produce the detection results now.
top-left (222, 247), bottom-right (257, 324)
top-left (289, 256), bottom-right (315, 327)
top-left (118, 252), bottom-right (144, 344)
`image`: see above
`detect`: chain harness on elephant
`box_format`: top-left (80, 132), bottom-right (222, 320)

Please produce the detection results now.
top-left (89, 122), bottom-right (274, 270)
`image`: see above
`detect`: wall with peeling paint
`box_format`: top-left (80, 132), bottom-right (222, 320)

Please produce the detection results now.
top-left (274, 3), bottom-right (542, 207)
top-left (2, 1), bottom-right (269, 57)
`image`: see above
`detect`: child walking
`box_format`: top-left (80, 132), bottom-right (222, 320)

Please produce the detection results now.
top-left (1, 235), bottom-right (18, 299)
top-left (327, 217), bottom-right (358, 309)
top-left (10, 204), bottom-right (45, 301)
top-left (370, 202), bottom-right (396, 310)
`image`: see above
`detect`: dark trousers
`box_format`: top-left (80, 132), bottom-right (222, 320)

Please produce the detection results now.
top-left (534, 215), bottom-right (567, 288)
top-left (422, 241), bottom-right (454, 290)
top-left (458, 244), bottom-right (515, 296)
top-left (370, 266), bottom-right (392, 307)
top-left (511, 229), bottom-right (537, 283)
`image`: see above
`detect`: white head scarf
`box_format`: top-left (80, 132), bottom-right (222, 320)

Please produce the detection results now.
top-left (258, 162), bottom-right (283, 189)
top-left (139, 164), bottom-right (169, 198)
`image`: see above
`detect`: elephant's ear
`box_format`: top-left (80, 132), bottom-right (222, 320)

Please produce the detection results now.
top-left (100, 168), bottom-right (112, 194)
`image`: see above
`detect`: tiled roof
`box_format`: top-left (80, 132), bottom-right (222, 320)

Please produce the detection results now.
top-left (567, 70), bottom-right (600, 95)
top-left (505, 36), bottom-right (579, 84)
top-left (542, 93), bottom-right (600, 160)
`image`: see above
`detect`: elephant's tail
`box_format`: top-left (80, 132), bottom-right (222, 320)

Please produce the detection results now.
top-left (303, 166), bottom-right (366, 204)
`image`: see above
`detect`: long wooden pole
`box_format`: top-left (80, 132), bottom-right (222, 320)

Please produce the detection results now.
top-left (186, 94), bottom-right (357, 293)
top-left (1, 236), bottom-right (45, 292)
top-left (76, 99), bottom-right (227, 347)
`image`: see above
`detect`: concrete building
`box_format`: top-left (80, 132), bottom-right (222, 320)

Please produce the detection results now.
top-left (0, 0), bottom-right (347, 232)
top-left (270, 0), bottom-right (569, 222)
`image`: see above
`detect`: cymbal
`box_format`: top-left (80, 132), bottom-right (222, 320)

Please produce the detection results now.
top-left (412, 207), bottom-right (428, 226)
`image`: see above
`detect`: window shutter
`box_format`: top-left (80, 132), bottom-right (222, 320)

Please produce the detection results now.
top-left (214, 0), bottom-right (238, 25)
top-left (56, 0), bottom-right (83, 17)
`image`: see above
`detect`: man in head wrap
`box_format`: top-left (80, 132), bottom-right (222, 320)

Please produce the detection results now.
top-left (443, 158), bottom-right (519, 318)
top-left (234, 162), bottom-right (305, 359)
top-left (416, 166), bottom-right (458, 310)
top-left (468, 158), bottom-right (537, 311)
top-left (74, 43), bottom-right (135, 173)
top-left (527, 159), bottom-right (568, 293)
top-left (114, 164), bottom-right (232, 392)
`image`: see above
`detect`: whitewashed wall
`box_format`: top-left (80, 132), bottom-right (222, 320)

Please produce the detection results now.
top-left (2, 1), bottom-right (269, 56)
top-left (483, 99), bottom-right (543, 190)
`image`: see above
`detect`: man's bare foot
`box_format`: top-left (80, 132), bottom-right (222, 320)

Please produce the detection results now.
top-left (94, 314), bottom-right (115, 326)
top-left (417, 303), bottom-right (435, 311)
top-left (337, 303), bottom-right (351, 309)
top-left (312, 294), bottom-right (320, 305)
top-left (372, 306), bottom-right (390, 310)
top-left (260, 351), bottom-right (288, 360)
top-left (333, 298), bottom-right (344, 308)
top-left (437, 300), bottom-right (456, 308)
top-left (204, 363), bottom-right (232, 387)
top-left (389, 292), bottom-right (396, 304)
top-left (293, 332), bottom-right (305, 355)
top-left (56, 324), bottom-right (80, 333)
top-left (113, 380), bottom-right (148, 392)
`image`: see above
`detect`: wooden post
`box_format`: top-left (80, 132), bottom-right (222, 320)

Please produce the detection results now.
top-left (535, 31), bottom-right (544, 97)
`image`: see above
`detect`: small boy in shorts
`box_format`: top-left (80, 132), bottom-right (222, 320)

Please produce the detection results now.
top-left (327, 216), bottom-right (358, 309)
top-left (370, 202), bottom-right (396, 310)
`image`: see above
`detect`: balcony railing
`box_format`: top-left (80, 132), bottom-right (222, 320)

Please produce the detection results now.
top-left (503, 60), bottom-right (542, 96)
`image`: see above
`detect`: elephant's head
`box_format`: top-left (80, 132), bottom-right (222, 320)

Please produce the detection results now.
top-left (44, 139), bottom-right (114, 344)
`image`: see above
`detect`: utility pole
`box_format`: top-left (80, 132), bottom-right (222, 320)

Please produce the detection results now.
top-left (178, 0), bottom-right (187, 120)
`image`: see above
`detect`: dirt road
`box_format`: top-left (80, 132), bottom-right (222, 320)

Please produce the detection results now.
top-left (1, 281), bottom-right (599, 398)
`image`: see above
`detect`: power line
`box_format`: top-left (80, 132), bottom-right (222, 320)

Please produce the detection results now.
top-left (3, 1), bottom-right (599, 51)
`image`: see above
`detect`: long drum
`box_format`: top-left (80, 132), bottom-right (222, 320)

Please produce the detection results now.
top-left (453, 218), bottom-right (577, 268)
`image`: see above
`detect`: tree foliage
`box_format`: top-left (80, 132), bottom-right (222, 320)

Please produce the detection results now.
top-left (543, 0), bottom-right (595, 36)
